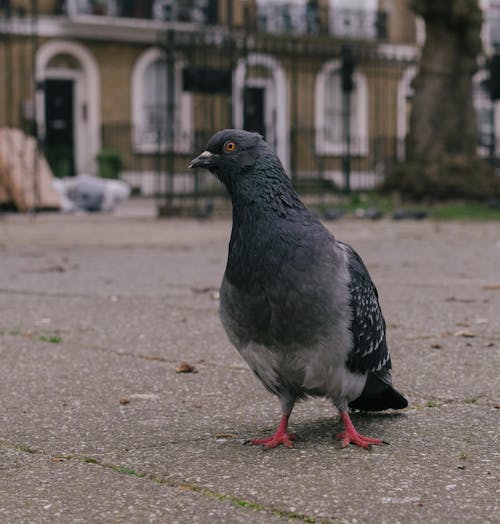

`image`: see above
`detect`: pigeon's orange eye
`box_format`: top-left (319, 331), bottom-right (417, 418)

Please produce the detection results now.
top-left (224, 140), bottom-right (236, 152)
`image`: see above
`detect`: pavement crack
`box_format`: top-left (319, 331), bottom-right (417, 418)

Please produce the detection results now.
top-left (70, 340), bottom-right (246, 372)
top-left (0, 439), bottom-right (330, 523)
top-left (0, 288), bottom-right (97, 299)
top-left (82, 342), bottom-right (179, 364)
top-left (70, 457), bottom-right (332, 523)
top-left (158, 480), bottom-right (327, 523)
top-left (0, 288), bottom-right (219, 310)
top-left (0, 440), bottom-right (38, 454)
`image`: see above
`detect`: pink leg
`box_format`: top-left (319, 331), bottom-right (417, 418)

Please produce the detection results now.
top-left (248, 415), bottom-right (297, 449)
top-left (336, 411), bottom-right (384, 449)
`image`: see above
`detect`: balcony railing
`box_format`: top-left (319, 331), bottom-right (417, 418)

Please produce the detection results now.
top-left (256, 1), bottom-right (321, 35)
top-left (66, 0), bottom-right (217, 24)
top-left (329, 8), bottom-right (387, 40)
top-left (254, 1), bottom-right (387, 39)
top-left (65, 0), bottom-right (387, 39)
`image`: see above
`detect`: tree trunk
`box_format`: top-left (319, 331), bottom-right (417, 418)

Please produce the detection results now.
top-left (385, 0), bottom-right (500, 199)
top-left (408, 0), bottom-right (481, 160)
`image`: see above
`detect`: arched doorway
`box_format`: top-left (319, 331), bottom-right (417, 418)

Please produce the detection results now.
top-left (36, 40), bottom-right (101, 176)
top-left (233, 53), bottom-right (289, 171)
top-left (473, 69), bottom-right (500, 159)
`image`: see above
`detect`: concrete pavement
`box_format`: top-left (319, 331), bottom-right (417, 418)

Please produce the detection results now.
top-left (0, 208), bottom-right (499, 523)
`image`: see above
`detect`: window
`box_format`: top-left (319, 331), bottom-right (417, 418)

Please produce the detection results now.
top-left (67, 0), bottom-right (215, 23)
top-left (315, 60), bottom-right (368, 155)
top-left (474, 70), bottom-right (497, 157)
top-left (484, 1), bottom-right (500, 48)
top-left (152, 0), bottom-right (212, 23)
top-left (141, 59), bottom-right (168, 145)
top-left (329, 0), bottom-right (379, 39)
top-left (396, 66), bottom-right (416, 160)
top-left (256, 0), bottom-right (319, 34)
top-left (67, 0), bottom-right (119, 16)
top-left (131, 48), bottom-right (192, 153)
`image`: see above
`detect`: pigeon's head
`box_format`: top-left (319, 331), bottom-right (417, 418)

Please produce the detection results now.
top-left (189, 129), bottom-right (278, 190)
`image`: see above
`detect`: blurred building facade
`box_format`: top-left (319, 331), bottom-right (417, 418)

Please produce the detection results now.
top-left (0, 1), bottom-right (436, 200)
top-left (478, 0), bottom-right (500, 159)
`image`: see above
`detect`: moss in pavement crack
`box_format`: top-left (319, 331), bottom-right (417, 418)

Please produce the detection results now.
top-left (4, 442), bottom-right (330, 523)
top-left (74, 457), bottom-right (326, 522)
top-left (110, 464), bottom-right (146, 478)
top-left (152, 478), bottom-right (326, 523)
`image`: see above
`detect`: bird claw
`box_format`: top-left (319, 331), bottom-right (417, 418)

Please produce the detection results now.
top-left (244, 414), bottom-right (297, 449)
top-left (335, 430), bottom-right (384, 449)
top-left (246, 432), bottom-right (297, 450)
top-left (336, 411), bottom-right (386, 450)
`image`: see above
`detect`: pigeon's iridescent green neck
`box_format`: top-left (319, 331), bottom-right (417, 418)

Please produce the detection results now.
top-left (227, 153), bottom-right (305, 217)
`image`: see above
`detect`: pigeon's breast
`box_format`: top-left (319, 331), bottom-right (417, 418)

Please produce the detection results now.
top-left (219, 275), bottom-right (273, 347)
top-left (220, 275), bottom-right (361, 403)
top-left (219, 249), bottom-right (352, 352)
top-left (219, 248), bottom-right (364, 403)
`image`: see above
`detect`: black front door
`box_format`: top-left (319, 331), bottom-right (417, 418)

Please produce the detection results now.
top-left (44, 79), bottom-right (75, 177)
top-left (243, 86), bottom-right (266, 139)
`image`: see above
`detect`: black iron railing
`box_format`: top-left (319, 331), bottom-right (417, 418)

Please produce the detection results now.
top-left (65, 0), bottom-right (388, 40)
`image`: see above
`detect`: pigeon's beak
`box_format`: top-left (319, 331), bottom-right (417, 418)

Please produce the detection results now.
top-left (189, 150), bottom-right (214, 169)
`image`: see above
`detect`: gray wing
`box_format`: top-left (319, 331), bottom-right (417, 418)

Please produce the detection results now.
top-left (339, 242), bottom-right (392, 382)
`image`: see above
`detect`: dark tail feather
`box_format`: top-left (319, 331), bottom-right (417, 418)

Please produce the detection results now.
top-left (349, 372), bottom-right (408, 412)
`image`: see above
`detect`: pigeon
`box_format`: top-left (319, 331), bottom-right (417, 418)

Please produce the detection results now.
top-left (189, 129), bottom-right (408, 449)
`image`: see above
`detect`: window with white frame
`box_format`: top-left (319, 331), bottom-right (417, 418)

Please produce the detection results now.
top-left (483, 0), bottom-right (500, 49)
top-left (66, 0), bottom-right (118, 16)
top-left (315, 60), bottom-right (368, 155)
top-left (396, 66), bottom-right (416, 160)
top-left (67, 0), bottom-right (210, 21)
top-left (329, 0), bottom-right (379, 39)
top-left (153, 0), bottom-right (210, 22)
top-left (256, 0), bottom-right (319, 34)
top-left (474, 70), bottom-right (497, 157)
top-left (131, 48), bottom-right (192, 153)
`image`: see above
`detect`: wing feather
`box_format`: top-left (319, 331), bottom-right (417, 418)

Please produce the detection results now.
top-left (339, 242), bottom-right (391, 381)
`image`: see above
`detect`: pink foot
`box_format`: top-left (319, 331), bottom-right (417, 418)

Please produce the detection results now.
top-left (249, 432), bottom-right (297, 449)
top-left (247, 415), bottom-right (297, 449)
top-left (336, 411), bottom-right (384, 449)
